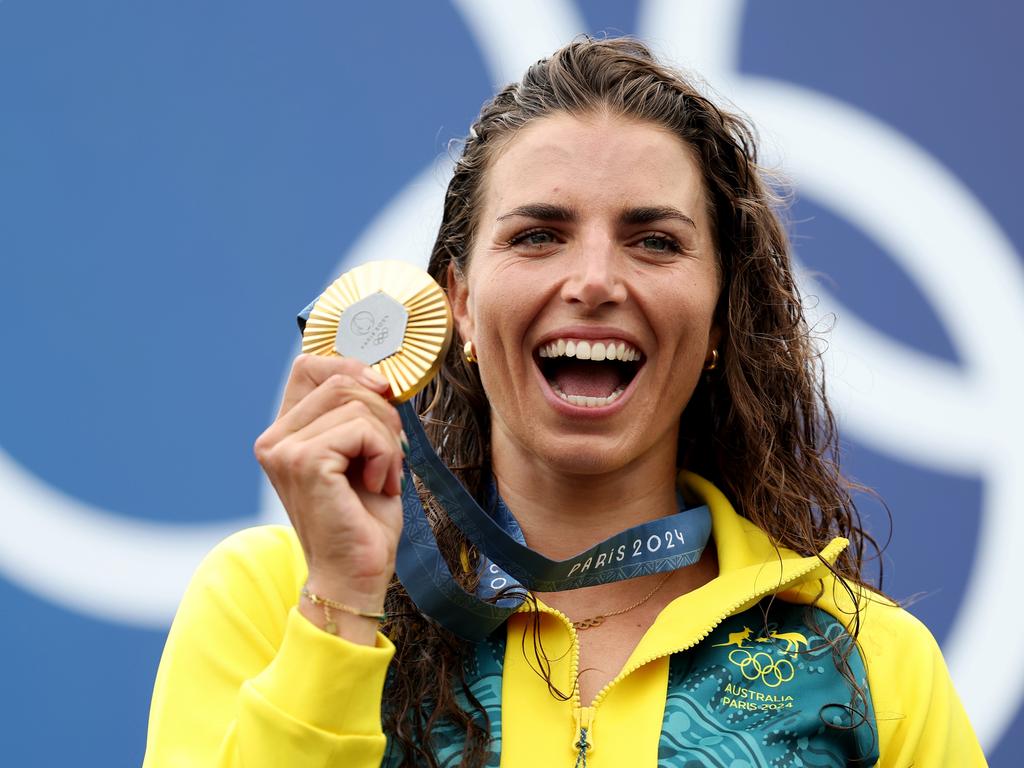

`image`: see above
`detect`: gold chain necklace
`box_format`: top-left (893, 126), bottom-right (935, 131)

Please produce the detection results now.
top-left (570, 570), bottom-right (675, 631)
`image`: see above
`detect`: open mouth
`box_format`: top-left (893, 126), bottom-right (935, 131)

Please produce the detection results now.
top-left (535, 338), bottom-right (645, 408)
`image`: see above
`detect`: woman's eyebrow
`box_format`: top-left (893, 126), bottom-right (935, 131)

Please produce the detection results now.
top-left (496, 203), bottom-right (696, 230)
top-left (621, 206), bottom-right (696, 229)
top-left (496, 203), bottom-right (579, 223)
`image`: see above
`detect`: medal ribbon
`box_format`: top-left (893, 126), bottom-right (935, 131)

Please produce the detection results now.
top-left (396, 402), bottom-right (711, 640)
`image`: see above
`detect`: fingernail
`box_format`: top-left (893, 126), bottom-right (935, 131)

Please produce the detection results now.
top-left (361, 367), bottom-right (388, 388)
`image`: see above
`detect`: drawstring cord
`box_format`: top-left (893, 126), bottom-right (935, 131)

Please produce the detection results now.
top-left (574, 727), bottom-right (591, 768)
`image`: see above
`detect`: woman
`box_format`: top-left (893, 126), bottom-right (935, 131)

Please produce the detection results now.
top-left (143, 39), bottom-right (985, 766)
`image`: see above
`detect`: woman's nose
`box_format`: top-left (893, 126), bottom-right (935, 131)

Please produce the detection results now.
top-left (560, 237), bottom-right (628, 309)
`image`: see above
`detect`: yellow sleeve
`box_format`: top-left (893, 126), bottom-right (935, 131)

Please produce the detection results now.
top-left (142, 525), bottom-right (395, 768)
top-left (858, 599), bottom-right (988, 766)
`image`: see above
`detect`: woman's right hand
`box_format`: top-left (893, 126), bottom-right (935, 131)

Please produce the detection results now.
top-left (253, 354), bottom-right (405, 644)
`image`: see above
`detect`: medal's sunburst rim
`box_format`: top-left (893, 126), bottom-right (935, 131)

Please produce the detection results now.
top-left (300, 260), bottom-right (453, 403)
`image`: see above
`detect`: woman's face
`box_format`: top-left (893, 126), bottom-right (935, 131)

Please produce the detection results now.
top-left (450, 111), bottom-right (721, 477)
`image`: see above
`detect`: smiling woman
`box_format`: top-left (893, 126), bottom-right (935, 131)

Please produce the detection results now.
top-left (452, 113), bottom-right (720, 486)
top-left (142, 38), bottom-right (986, 767)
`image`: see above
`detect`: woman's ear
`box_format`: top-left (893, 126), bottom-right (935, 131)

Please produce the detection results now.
top-left (446, 262), bottom-right (474, 344)
top-left (707, 323), bottom-right (722, 360)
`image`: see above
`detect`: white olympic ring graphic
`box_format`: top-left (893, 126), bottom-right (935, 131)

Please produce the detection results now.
top-left (0, 0), bottom-right (1019, 752)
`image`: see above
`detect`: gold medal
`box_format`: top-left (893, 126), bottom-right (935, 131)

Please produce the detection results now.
top-left (301, 260), bottom-right (453, 402)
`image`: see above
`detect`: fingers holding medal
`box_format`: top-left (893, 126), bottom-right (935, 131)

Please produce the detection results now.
top-left (254, 261), bottom-right (453, 640)
top-left (262, 354), bottom-right (404, 496)
top-left (254, 353), bottom-right (405, 605)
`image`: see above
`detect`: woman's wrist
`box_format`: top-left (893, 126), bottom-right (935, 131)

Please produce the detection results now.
top-left (299, 576), bottom-right (388, 647)
top-left (298, 599), bottom-right (380, 646)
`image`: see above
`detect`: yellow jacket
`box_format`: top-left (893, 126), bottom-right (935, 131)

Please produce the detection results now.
top-left (143, 473), bottom-right (986, 766)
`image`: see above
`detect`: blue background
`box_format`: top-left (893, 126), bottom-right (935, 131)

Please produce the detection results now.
top-left (0, 1), bottom-right (1019, 764)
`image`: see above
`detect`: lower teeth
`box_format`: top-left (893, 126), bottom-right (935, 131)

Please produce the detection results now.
top-left (550, 383), bottom-right (625, 408)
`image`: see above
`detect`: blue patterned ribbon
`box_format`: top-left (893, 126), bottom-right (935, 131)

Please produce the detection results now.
top-left (396, 402), bottom-right (711, 640)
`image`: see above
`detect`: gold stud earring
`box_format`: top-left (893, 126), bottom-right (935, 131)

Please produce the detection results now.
top-left (703, 348), bottom-right (719, 371)
top-left (463, 340), bottom-right (477, 364)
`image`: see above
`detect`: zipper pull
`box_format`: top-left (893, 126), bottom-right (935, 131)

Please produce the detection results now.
top-left (572, 707), bottom-right (595, 767)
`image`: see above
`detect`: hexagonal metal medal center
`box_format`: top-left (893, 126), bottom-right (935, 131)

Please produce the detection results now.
top-left (335, 291), bottom-right (408, 364)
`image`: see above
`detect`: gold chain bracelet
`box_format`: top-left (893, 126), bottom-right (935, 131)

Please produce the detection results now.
top-left (300, 585), bottom-right (386, 635)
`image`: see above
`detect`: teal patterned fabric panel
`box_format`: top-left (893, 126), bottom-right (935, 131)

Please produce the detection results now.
top-left (383, 601), bottom-right (877, 766)
top-left (382, 632), bottom-right (506, 767)
top-left (657, 602), bottom-right (879, 767)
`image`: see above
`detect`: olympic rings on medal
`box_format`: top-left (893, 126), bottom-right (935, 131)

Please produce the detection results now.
top-left (727, 648), bottom-right (796, 688)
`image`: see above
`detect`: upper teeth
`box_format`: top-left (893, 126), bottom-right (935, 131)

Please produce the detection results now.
top-left (537, 339), bottom-right (641, 361)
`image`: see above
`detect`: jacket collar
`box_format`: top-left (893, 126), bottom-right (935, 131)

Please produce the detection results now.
top-left (619, 472), bottom-right (851, 671)
top-left (680, 470), bottom-right (848, 576)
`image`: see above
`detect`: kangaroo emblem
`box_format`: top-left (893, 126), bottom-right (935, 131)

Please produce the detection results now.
top-left (712, 626), bottom-right (753, 649)
top-left (756, 630), bottom-right (809, 656)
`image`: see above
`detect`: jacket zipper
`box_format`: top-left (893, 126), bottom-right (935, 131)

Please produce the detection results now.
top-left (520, 603), bottom-right (588, 757)
top-left (524, 544), bottom-right (844, 761)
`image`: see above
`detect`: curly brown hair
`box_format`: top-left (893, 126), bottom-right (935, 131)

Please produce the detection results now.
top-left (380, 37), bottom-right (882, 767)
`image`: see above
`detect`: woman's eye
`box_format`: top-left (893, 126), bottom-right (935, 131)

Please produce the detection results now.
top-left (639, 235), bottom-right (681, 253)
top-left (510, 230), bottom-right (556, 247)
